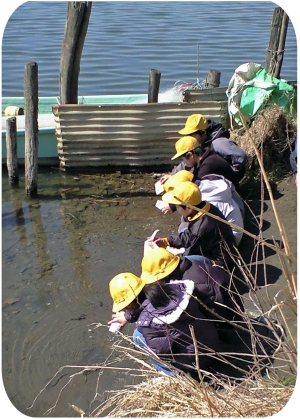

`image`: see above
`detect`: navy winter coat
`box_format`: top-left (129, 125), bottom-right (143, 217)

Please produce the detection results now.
top-left (180, 259), bottom-right (244, 320)
top-left (136, 280), bottom-right (219, 374)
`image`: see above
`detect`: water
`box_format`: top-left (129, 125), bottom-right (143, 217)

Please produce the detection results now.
top-left (1, 1), bottom-right (298, 417)
top-left (2, 168), bottom-right (178, 417)
top-left (1, 1), bottom-right (298, 98)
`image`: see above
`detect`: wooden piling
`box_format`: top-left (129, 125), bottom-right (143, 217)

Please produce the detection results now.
top-left (266, 7), bottom-right (289, 79)
top-left (24, 62), bottom-right (38, 196)
top-left (60, 2), bottom-right (92, 104)
top-left (6, 117), bottom-right (19, 184)
top-left (148, 69), bottom-right (161, 103)
top-left (206, 70), bottom-right (221, 88)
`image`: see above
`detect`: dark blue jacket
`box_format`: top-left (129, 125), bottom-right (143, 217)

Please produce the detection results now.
top-left (136, 280), bottom-right (219, 373)
top-left (180, 259), bottom-right (244, 320)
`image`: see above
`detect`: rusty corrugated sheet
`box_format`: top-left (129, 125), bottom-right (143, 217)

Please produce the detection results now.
top-left (52, 101), bottom-right (228, 169)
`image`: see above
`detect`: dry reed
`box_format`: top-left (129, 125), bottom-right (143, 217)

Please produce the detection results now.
top-left (230, 105), bottom-right (297, 177)
top-left (91, 372), bottom-right (293, 417)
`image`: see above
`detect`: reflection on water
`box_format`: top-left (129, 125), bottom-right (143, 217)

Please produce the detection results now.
top-left (2, 167), bottom-right (177, 416)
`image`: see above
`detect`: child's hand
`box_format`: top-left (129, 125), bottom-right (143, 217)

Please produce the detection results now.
top-left (161, 204), bottom-right (172, 214)
top-left (160, 174), bottom-right (171, 184)
top-left (107, 311), bottom-right (127, 326)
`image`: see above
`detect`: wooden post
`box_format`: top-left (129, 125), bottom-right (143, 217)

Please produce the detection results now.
top-left (6, 117), bottom-right (19, 184)
top-left (60, 2), bottom-right (92, 104)
top-left (206, 70), bottom-right (221, 88)
top-left (148, 69), bottom-right (161, 103)
top-left (24, 62), bottom-right (38, 196)
top-left (266, 7), bottom-right (289, 79)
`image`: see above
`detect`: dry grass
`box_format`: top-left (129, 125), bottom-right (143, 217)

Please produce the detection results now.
top-left (230, 105), bottom-right (297, 179)
top-left (91, 373), bottom-right (294, 417)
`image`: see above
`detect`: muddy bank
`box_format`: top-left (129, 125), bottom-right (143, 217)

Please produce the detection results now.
top-left (2, 167), bottom-right (297, 416)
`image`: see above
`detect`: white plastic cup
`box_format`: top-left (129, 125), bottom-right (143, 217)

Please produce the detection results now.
top-left (109, 322), bottom-right (122, 333)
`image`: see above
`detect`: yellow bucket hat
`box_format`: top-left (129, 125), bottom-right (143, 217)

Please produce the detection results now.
top-left (109, 272), bottom-right (145, 312)
top-left (163, 170), bottom-right (194, 192)
top-left (162, 181), bottom-right (201, 206)
top-left (171, 136), bottom-right (199, 160)
top-left (178, 114), bottom-right (208, 135)
top-left (141, 248), bottom-right (181, 284)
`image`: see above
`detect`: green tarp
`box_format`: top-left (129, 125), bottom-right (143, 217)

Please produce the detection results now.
top-left (226, 63), bottom-right (297, 127)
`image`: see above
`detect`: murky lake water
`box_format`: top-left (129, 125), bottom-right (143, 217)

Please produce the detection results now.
top-left (2, 167), bottom-right (180, 416)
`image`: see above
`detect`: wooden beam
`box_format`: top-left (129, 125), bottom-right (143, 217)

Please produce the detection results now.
top-left (24, 62), bottom-right (38, 196)
top-left (148, 69), bottom-right (161, 103)
top-left (266, 7), bottom-right (289, 79)
top-left (6, 117), bottom-right (19, 184)
top-left (60, 2), bottom-right (92, 104)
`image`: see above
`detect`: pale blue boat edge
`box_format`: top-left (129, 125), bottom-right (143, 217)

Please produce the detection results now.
top-left (2, 94), bottom-right (148, 114)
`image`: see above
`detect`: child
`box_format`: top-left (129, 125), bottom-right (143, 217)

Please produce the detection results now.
top-left (154, 181), bottom-right (238, 269)
top-left (108, 272), bottom-right (146, 329)
top-left (157, 170), bottom-right (244, 245)
top-left (140, 247), bottom-right (244, 323)
top-left (107, 270), bottom-right (220, 378)
top-left (170, 135), bottom-right (239, 189)
top-left (136, 278), bottom-right (220, 378)
top-left (178, 113), bottom-right (247, 182)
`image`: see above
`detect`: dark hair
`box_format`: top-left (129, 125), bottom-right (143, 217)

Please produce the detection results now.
top-left (130, 288), bottom-right (146, 310)
top-left (193, 130), bottom-right (206, 136)
top-left (144, 282), bottom-right (178, 309)
top-left (182, 145), bottom-right (205, 159)
top-left (181, 151), bottom-right (193, 159)
top-left (193, 145), bottom-right (206, 157)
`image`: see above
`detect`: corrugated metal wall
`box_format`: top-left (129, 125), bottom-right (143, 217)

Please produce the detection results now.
top-left (52, 100), bottom-right (228, 169)
top-left (183, 87), bottom-right (228, 102)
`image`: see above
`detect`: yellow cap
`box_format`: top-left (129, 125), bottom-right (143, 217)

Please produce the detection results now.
top-left (178, 114), bottom-right (208, 135)
top-left (141, 247), bottom-right (180, 284)
top-left (163, 170), bottom-right (194, 192)
top-left (109, 272), bottom-right (145, 312)
top-left (171, 136), bottom-right (199, 160)
top-left (162, 181), bottom-right (201, 206)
